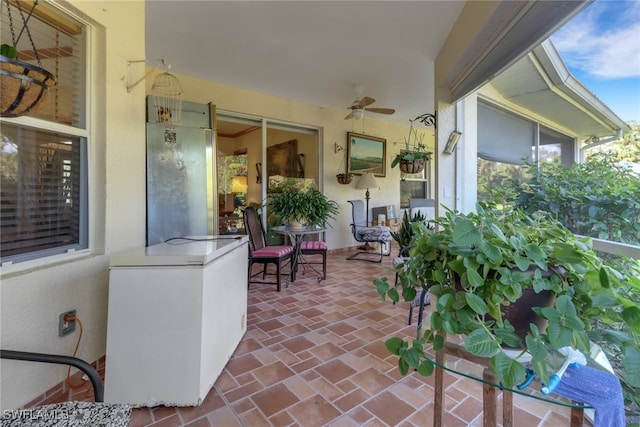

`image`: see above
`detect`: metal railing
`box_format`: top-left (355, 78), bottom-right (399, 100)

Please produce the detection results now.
top-left (0, 349), bottom-right (104, 402)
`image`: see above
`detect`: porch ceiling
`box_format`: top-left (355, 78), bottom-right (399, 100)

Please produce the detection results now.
top-left (145, 1), bottom-right (466, 126)
top-left (490, 40), bottom-right (630, 138)
top-left (145, 2), bottom-right (619, 137)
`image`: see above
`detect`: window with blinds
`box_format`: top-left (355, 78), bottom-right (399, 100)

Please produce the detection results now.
top-left (1, 3), bottom-right (88, 264)
top-left (399, 154), bottom-right (430, 209)
top-left (1, 1), bottom-right (85, 126)
top-left (1, 123), bottom-right (87, 260)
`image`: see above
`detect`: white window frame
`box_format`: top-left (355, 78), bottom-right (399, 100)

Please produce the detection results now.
top-left (399, 158), bottom-right (430, 209)
top-left (0, 3), bottom-right (92, 269)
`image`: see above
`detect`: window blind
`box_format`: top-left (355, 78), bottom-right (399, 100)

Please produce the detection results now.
top-left (478, 101), bottom-right (535, 165)
top-left (1, 123), bottom-right (84, 258)
top-left (1, 1), bottom-right (85, 126)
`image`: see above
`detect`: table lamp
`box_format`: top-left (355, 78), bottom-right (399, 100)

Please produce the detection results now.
top-left (231, 175), bottom-right (248, 193)
top-left (356, 172), bottom-right (378, 226)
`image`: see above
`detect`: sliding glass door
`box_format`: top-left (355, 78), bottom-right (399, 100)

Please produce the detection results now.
top-left (215, 113), bottom-right (319, 237)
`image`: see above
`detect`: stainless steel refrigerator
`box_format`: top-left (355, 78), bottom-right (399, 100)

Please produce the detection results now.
top-left (146, 99), bottom-right (215, 245)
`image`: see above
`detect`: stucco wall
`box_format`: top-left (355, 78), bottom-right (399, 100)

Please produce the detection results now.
top-left (1, 1), bottom-right (147, 410)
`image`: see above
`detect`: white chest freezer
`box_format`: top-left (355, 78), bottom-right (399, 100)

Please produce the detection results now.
top-left (104, 236), bottom-right (248, 407)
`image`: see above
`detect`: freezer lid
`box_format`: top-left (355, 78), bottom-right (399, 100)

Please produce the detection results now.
top-left (110, 235), bottom-right (248, 266)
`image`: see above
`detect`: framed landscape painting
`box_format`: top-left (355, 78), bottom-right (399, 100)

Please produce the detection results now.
top-left (347, 132), bottom-right (386, 177)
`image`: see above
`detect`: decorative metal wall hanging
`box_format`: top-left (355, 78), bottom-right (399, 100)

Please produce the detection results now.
top-left (126, 58), bottom-right (183, 131)
top-left (412, 112), bottom-right (437, 128)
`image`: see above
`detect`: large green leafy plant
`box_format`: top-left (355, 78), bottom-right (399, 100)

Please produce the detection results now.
top-left (268, 188), bottom-right (339, 227)
top-left (481, 153), bottom-right (640, 245)
top-left (390, 143), bottom-right (432, 169)
top-left (374, 203), bottom-right (640, 389)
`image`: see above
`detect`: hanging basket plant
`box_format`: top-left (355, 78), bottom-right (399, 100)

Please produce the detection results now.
top-left (398, 158), bottom-right (426, 174)
top-left (335, 143), bottom-right (353, 184)
top-left (336, 173), bottom-right (353, 185)
top-left (391, 120), bottom-right (432, 174)
top-left (1, 0), bottom-right (57, 118)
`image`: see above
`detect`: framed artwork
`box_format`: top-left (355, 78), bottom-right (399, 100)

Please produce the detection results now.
top-left (267, 139), bottom-right (298, 178)
top-left (347, 132), bottom-right (386, 177)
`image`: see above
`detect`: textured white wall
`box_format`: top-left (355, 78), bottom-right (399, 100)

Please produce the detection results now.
top-left (458, 94), bottom-right (478, 213)
top-left (1, 1), bottom-right (146, 410)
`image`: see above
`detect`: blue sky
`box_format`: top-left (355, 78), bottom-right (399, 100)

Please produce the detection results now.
top-left (551, 0), bottom-right (640, 124)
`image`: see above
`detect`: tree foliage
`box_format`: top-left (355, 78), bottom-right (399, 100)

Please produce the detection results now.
top-left (485, 152), bottom-right (640, 246)
top-left (481, 150), bottom-right (640, 411)
top-left (588, 123), bottom-right (640, 163)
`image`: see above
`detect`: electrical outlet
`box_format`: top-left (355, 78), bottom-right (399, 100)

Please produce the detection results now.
top-left (58, 310), bottom-right (76, 337)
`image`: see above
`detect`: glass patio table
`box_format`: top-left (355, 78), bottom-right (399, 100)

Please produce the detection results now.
top-left (272, 225), bottom-right (326, 282)
top-left (427, 334), bottom-right (617, 427)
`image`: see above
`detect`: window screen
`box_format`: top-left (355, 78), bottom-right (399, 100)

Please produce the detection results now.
top-left (1, 1), bottom-right (86, 126)
top-left (1, 124), bottom-right (87, 261)
top-left (478, 101), bottom-right (535, 165)
top-left (399, 154), bottom-right (430, 209)
top-left (1, 3), bottom-right (88, 264)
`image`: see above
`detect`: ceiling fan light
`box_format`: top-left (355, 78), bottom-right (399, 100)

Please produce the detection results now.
top-left (352, 109), bottom-right (364, 120)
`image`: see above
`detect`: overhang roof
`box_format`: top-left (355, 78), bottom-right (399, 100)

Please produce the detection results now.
top-left (490, 39), bottom-right (630, 138)
top-left (145, 2), bottom-right (589, 128)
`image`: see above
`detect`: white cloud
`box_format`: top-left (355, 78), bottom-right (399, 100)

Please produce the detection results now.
top-left (552, 0), bottom-right (640, 79)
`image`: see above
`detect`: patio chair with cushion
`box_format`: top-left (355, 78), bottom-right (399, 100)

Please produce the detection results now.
top-left (298, 234), bottom-right (327, 280)
top-left (347, 200), bottom-right (392, 263)
top-left (243, 206), bottom-right (295, 291)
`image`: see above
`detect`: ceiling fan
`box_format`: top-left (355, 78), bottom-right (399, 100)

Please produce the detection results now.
top-left (344, 85), bottom-right (395, 120)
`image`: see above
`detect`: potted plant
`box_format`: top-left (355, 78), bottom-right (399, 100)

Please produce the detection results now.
top-left (390, 210), bottom-right (431, 251)
top-left (374, 202), bottom-right (640, 390)
top-left (391, 122), bottom-right (432, 174)
top-left (268, 188), bottom-right (339, 230)
top-left (391, 143), bottom-right (432, 174)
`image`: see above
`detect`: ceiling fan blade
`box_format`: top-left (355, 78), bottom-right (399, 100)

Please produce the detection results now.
top-left (344, 111), bottom-right (355, 120)
top-left (359, 96), bottom-right (375, 108)
top-left (367, 107), bottom-right (395, 115)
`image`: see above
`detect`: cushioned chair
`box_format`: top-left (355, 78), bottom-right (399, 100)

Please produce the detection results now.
top-left (243, 206), bottom-right (295, 291)
top-left (298, 234), bottom-right (327, 280)
top-left (347, 200), bottom-right (392, 263)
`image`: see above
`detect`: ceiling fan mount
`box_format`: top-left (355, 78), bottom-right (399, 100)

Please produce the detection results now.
top-left (345, 85), bottom-right (395, 120)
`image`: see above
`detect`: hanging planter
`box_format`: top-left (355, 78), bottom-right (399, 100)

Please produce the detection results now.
top-left (1, 0), bottom-right (57, 118)
top-left (336, 173), bottom-right (353, 185)
top-left (334, 143), bottom-right (353, 184)
top-left (1, 55), bottom-right (56, 117)
top-left (391, 119), bottom-right (432, 173)
top-left (398, 158), bottom-right (426, 174)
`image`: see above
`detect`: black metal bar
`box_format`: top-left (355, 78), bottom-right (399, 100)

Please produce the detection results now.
top-left (411, 112), bottom-right (437, 128)
top-left (0, 349), bottom-right (104, 402)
